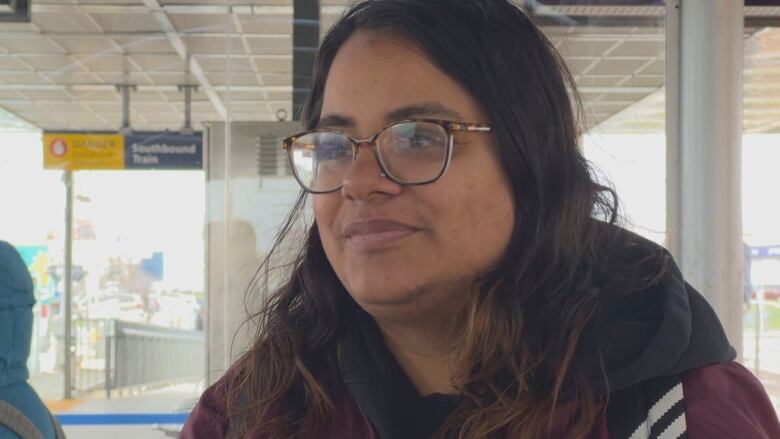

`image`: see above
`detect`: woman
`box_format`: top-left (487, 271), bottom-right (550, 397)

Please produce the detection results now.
top-left (182, 1), bottom-right (780, 438)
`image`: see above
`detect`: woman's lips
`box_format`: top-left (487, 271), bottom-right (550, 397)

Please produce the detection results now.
top-left (342, 219), bottom-right (420, 251)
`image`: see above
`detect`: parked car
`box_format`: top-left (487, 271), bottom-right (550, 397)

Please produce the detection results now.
top-left (88, 292), bottom-right (146, 322)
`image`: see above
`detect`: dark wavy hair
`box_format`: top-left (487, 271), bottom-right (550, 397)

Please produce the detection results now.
top-left (225, 1), bottom-right (666, 438)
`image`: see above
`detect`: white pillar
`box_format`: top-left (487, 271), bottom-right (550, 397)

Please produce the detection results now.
top-left (667, 0), bottom-right (744, 357)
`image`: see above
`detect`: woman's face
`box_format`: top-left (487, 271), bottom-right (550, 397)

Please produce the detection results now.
top-left (313, 31), bottom-right (515, 321)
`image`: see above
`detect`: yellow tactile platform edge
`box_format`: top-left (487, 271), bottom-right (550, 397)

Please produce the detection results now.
top-left (45, 399), bottom-right (82, 412)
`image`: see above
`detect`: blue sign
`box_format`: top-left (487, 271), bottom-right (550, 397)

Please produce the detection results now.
top-left (125, 131), bottom-right (202, 170)
top-left (140, 252), bottom-right (164, 281)
top-left (752, 246), bottom-right (780, 259)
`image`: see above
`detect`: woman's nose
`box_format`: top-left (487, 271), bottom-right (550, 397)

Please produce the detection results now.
top-left (340, 144), bottom-right (401, 200)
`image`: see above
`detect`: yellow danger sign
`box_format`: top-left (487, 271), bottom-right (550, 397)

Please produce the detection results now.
top-left (43, 133), bottom-right (125, 170)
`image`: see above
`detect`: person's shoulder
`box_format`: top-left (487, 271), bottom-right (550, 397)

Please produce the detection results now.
top-left (683, 361), bottom-right (780, 438)
top-left (180, 369), bottom-right (240, 439)
top-left (0, 383), bottom-right (57, 439)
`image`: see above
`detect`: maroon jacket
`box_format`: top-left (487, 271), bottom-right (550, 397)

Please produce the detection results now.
top-left (182, 362), bottom-right (778, 438)
top-left (182, 233), bottom-right (780, 438)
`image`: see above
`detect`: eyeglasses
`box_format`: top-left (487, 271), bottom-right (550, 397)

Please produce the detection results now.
top-left (282, 118), bottom-right (492, 194)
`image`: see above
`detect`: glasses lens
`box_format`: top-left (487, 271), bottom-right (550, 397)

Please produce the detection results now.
top-left (377, 121), bottom-right (449, 183)
top-left (289, 131), bottom-right (352, 192)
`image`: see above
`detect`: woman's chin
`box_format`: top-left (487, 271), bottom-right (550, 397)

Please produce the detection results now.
top-left (348, 286), bottom-right (423, 308)
top-left (343, 275), bottom-right (428, 311)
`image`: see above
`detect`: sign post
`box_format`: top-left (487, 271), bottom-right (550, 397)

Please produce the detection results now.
top-left (63, 170), bottom-right (74, 400)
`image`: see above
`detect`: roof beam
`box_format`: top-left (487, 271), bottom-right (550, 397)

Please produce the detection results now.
top-left (591, 25), bottom-right (780, 133)
top-left (29, 3), bottom-right (780, 18)
top-left (140, 0), bottom-right (226, 120)
top-left (0, 84), bottom-right (292, 92)
top-left (31, 4), bottom-right (346, 15)
top-left (0, 31), bottom-right (291, 39)
top-left (0, 83), bottom-right (662, 94)
top-left (748, 118), bottom-right (780, 132)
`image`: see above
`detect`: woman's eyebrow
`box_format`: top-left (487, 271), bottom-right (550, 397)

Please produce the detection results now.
top-left (317, 103), bottom-right (464, 130)
top-left (317, 114), bottom-right (354, 129)
top-left (386, 103), bottom-right (463, 121)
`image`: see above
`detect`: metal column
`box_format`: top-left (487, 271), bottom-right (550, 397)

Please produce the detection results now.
top-left (293, 0), bottom-right (319, 120)
top-left (179, 84), bottom-right (197, 135)
top-left (667, 0), bottom-right (744, 357)
top-left (117, 84), bottom-right (136, 135)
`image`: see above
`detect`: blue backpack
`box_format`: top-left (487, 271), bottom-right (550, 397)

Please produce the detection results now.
top-left (0, 401), bottom-right (65, 439)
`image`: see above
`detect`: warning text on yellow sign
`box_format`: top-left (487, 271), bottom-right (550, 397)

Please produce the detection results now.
top-left (43, 133), bottom-right (125, 170)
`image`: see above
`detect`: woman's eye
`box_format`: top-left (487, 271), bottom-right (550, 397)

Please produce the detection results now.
top-left (399, 135), bottom-right (434, 149)
top-left (406, 137), bottom-right (425, 147)
top-left (318, 146), bottom-right (349, 161)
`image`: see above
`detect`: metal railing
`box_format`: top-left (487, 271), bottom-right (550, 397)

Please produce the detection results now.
top-left (71, 319), bottom-right (204, 397)
top-left (746, 288), bottom-right (780, 374)
top-left (108, 320), bottom-right (204, 397)
top-left (72, 319), bottom-right (110, 394)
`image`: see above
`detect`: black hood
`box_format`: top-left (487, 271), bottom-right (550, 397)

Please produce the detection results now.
top-left (337, 228), bottom-right (736, 438)
top-left (576, 233), bottom-right (736, 396)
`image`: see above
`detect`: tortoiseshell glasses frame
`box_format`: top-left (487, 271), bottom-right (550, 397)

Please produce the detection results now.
top-left (282, 118), bottom-right (492, 194)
